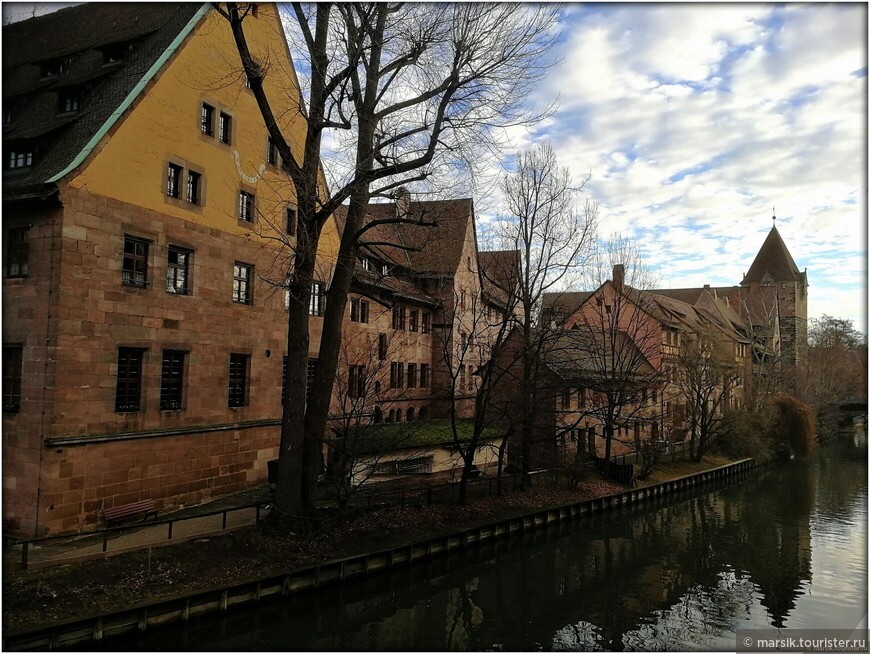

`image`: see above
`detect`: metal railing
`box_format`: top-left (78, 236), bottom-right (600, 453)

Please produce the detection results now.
top-left (6, 501), bottom-right (271, 570)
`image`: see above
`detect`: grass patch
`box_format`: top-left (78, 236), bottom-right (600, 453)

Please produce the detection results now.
top-left (635, 454), bottom-right (740, 487)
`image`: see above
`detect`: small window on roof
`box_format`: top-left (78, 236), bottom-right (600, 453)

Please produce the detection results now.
top-left (100, 42), bottom-right (132, 65)
top-left (38, 57), bottom-right (68, 79)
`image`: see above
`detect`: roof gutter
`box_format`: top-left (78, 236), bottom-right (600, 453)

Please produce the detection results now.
top-left (46, 3), bottom-right (210, 184)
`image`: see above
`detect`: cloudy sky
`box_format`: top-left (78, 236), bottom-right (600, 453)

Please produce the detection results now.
top-left (490, 3), bottom-right (867, 333)
top-left (5, 3), bottom-right (866, 332)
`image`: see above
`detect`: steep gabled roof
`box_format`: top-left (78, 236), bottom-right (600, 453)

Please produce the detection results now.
top-left (3, 3), bottom-right (206, 199)
top-left (354, 198), bottom-right (474, 276)
top-left (540, 291), bottom-right (593, 323)
top-left (478, 249), bottom-right (520, 308)
top-left (742, 225), bottom-right (803, 285)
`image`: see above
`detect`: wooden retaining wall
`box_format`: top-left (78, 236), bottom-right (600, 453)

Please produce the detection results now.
top-left (4, 456), bottom-right (780, 651)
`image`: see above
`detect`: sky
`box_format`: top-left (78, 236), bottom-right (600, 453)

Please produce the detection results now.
top-left (4, 3), bottom-right (867, 333)
top-left (484, 3), bottom-right (867, 334)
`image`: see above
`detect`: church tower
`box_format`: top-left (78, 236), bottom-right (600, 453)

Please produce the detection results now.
top-left (740, 215), bottom-right (808, 367)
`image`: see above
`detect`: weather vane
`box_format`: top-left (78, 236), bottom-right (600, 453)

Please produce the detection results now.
top-left (772, 206), bottom-right (776, 223)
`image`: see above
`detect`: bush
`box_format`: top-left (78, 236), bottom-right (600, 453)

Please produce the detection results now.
top-left (771, 393), bottom-right (817, 458)
top-left (717, 409), bottom-right (774, 460)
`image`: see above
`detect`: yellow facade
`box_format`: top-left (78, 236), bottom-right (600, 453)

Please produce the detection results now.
top-left (67, 5), bottom-right (339, 279)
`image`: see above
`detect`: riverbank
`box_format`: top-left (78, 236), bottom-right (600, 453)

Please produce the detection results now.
top-left (3, 457), bottom-right (742, 636)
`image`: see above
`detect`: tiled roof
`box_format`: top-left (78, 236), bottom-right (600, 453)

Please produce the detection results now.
top-left (356, 198), bottom-right (474, 276)
top-left (3, 3), bottom-right (204, 198)
top-left (540, 291), bottom-right (593, 322)
top-left (478, 249), bottom-right (520, 308)
top-left (742, 225), bottom-right (803, 284)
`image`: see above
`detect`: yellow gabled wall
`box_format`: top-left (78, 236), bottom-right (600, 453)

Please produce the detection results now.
top-left (67, 4), bottom-right (339, 274)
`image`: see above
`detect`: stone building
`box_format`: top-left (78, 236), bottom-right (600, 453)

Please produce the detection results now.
top-left (2, 4), bottom-right (340, 535)
top-left (328, 195), bottom-right (519, 483)
top-left (531, 221), bottom-right (806, 466)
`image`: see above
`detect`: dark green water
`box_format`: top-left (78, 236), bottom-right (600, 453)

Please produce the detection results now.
top-left (113, 440), bottom-right (867, 651)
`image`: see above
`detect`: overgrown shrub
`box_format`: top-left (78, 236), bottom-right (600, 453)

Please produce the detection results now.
top-left (717, 409), bottom-right (774, 460)
top-left (771, 393), bottom-right (817, 458)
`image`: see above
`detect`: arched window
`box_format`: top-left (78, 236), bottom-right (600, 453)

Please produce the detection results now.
top-left (418, 405), bottom-right (428, 420)
top-left (388, 409), bottom-right (395, 423)
top-left (406, 407), bottom-right (415, 422)
top-left (374, 407), bottom-right (383, 423)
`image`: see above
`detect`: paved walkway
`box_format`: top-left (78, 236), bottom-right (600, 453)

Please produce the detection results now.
top-left (5, 485), bottom-right (273, 570)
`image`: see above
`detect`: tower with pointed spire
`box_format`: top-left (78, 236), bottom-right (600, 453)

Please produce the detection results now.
top-left (740, 214), bottom-right (808, 368)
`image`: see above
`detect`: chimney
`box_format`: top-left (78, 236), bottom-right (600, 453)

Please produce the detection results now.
top-left (613, 264), bottom-right (625, 291)
top-left (395, 186), bottom-right (411, 217)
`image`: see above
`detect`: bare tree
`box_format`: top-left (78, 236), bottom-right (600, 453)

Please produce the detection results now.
top-left (567, 237), bottom-right (666, 475)
top-left (492, 142), bottom-right (597, 488)
top-left (671, 330), bottom-right (742, 461)
top-left (216, 2), bottom-right (561, 529)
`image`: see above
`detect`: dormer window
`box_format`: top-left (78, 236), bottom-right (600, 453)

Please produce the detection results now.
top-left (38, 57), bottom-right (68, 79)
top-left (360, 257), bottom-right (373, 272)
top-left (99, 42), bottom-right (132, 65)
top-left (58, 91), bottom-right (80, 114)
top-left (7, 150), bottom-right (33, 169)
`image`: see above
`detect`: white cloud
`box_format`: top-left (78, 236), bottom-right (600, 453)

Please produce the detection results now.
top-left (500, 3), bottom-right (866, 333)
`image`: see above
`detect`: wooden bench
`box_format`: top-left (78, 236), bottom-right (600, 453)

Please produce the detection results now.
top-left (101, 499), bottom-right (157, 525)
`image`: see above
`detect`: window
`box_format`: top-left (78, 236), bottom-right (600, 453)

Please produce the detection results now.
top-left (218, 112), bottom-right (232, 144)
top-left (3, 345), bottom-right (22, 413)
top-left (378, 334), bottom-right (387, 361)
top-left (360, 257), bottom-right (373, 272)
top-left (381, 262), bottom-right (390, 276)
top-left (286, 207), bottom-right (297, 236)
top-left (579, 387), bottom-right (586, 408)
top-left (160, 350), bottom-right (186, 410)
top-left (420, 363), bottom-right (429, 388)
top-left (5, 228), bottom-right (29, 277)
top-left (186, 171), bottom-right (201, 205)
top-left (407, 363), bottom-right (416, 389)
top-left (233, 262), bottom-right (253, 304)
top-left (460, 290), bottom-right (466, 312)
top-left (115, 348), bottom-right (144, 412)
top-left (166, 246), bottom-right (190, 294)
top-left (101, 43), bottom-right (130, 65)
top-left (267, 137), bottom-right (278, 166)
top-left (122, 236), bottom-right (149, 288)
top-left (374, 407), bottom-right (383, 423)
top-left (561, 388), bottom-right (571, 409)
top-left (7, 150), bottom-right (33, 169)
top-left (228, 353), bottom-right (249, 407)
top-left (166, 163), bottom-right (182, 198)
top-left (397, 456), bottom-right (432, 474)
top-left (39, 58), bottom-right (67, 79)
top-left (390, 362), bottom-right (404, 389)
top-left (392, 306), bottom-right (406, 330)
top-left (309, 282), bottom-right (325, 316)
top-left (348, 365), bottom-right (365, 399)
top-left (201, 103), bottom-right (214, 135)
top-left (459, 366), bottom-right (466, 391)
top-left (460, 333), bottom-right (467, 351)
top-left (467, 364), bottom-right (474, 390)
top-left (238, 191), bottom-right (255, 222)
top-left (406, 407), bottom-right (415, 422)
top-left (409, 309), bottom-right (418, 332)
top-left (59, 91), bottom-right (80, 113)
top-left (418, 405), bottom-right (428, 420)
top-left (421, 311), bottom-right (430, 334)
top-left (350, 298), bottom-right (369, 323)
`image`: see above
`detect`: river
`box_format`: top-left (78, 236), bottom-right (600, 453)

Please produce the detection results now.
top-left (110, 439), bottom-right (867, 651)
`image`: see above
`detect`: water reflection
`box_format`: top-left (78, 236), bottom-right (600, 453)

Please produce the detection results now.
top-left (113, 440), bottom-right (867, 651)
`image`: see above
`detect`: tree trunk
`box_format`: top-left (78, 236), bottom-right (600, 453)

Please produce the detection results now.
top-left (273, 230), bottom-right (318, 532)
